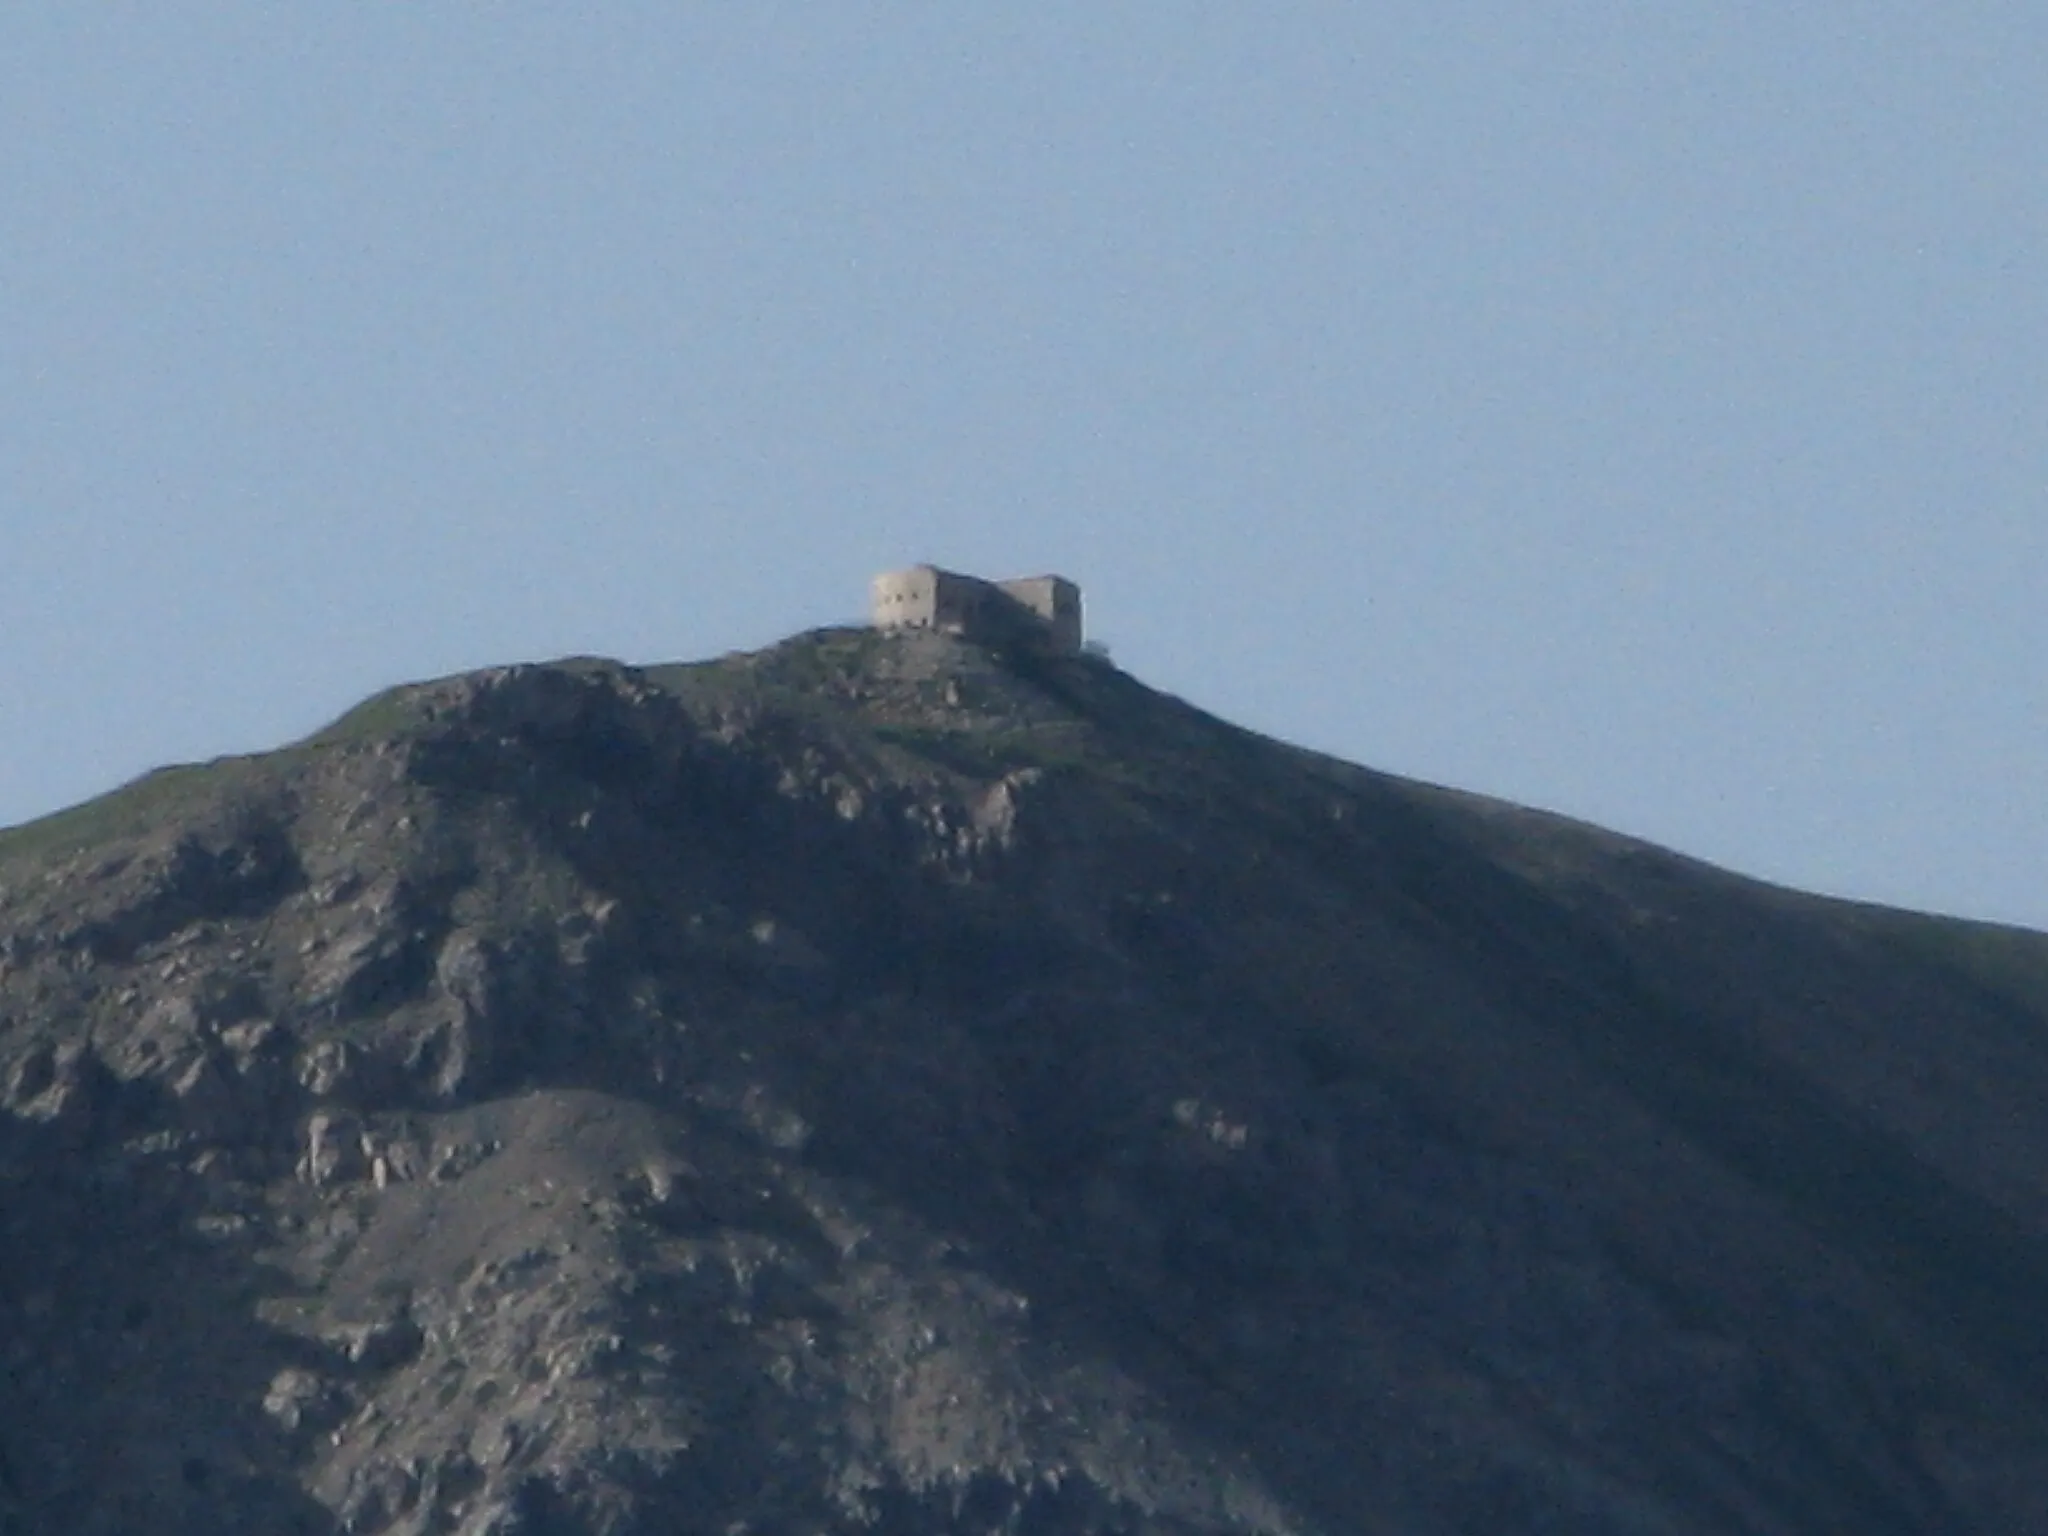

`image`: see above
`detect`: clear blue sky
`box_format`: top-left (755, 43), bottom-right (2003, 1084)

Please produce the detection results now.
top-left (4, 7), bottom-right (2044, 928)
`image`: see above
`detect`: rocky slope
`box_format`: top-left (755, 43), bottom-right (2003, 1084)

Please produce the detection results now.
top-left (4, 627), bottom-right (2048, 1533)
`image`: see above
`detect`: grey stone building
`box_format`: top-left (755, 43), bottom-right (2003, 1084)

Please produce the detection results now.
top-left (869, 566), bottom-right (1083, 653)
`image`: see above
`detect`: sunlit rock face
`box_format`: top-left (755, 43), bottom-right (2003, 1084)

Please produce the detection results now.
top-left (4, 627), bottom-right (2048, 1533)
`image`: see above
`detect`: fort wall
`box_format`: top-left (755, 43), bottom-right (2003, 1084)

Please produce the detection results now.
top-left (869, 566), bottom-right (1083, 653)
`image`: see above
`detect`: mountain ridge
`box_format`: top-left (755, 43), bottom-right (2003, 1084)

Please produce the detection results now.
top-left (3, 627), bottom-right (2047, 1533)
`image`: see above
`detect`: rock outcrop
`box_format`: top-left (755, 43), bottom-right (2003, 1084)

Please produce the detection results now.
top-left (3, 628), bottom-right (2048, 1532)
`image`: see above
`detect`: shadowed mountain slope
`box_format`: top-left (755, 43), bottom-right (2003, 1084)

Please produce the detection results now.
top-left (3, 627), bottom-right (2047, 1533)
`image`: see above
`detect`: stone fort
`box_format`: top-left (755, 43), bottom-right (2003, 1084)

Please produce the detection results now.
top-left (870, 566), bottom-right (1083, 653)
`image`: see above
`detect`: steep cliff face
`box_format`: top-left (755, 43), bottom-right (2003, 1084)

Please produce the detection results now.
top-left (4, 628), bottom-right (2048, 1534)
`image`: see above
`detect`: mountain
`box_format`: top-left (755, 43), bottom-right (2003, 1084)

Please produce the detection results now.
top-left (4, 626), bottom-right (2048, 1534)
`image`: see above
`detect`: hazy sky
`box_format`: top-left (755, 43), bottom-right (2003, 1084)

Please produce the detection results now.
top-left (4, 7), bottom-right (2044, 928)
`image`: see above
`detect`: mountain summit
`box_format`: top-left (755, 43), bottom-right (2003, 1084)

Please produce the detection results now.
top-left (4, 627), bottom-right (2048, 1534)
